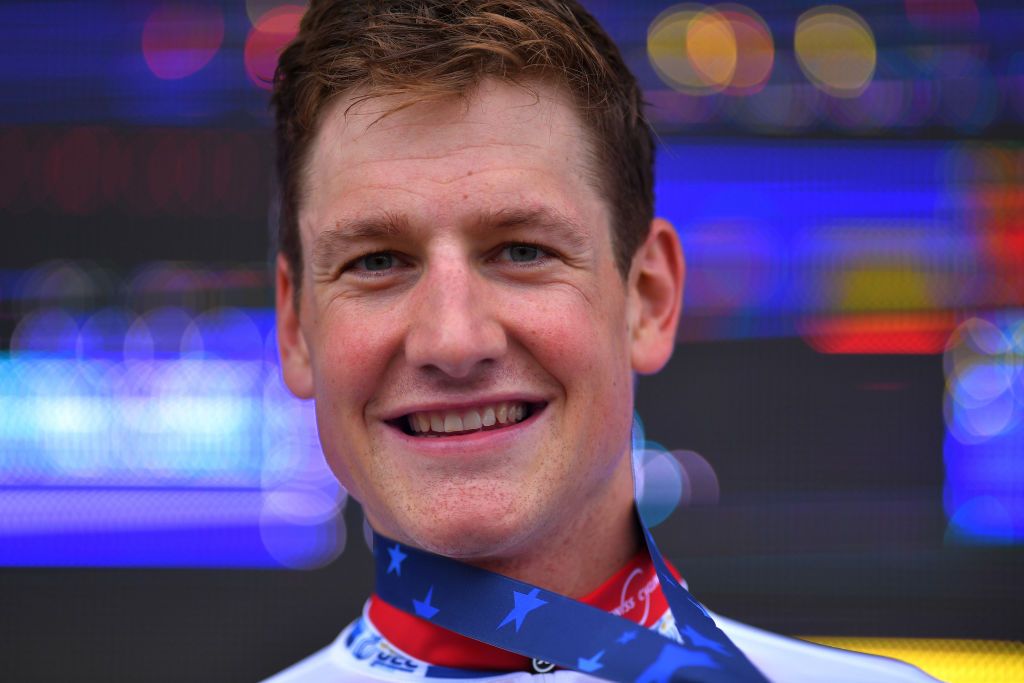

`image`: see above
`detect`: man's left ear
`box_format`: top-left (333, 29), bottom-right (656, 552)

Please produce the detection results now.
top-left (628, 217), bottom-right (685, 374)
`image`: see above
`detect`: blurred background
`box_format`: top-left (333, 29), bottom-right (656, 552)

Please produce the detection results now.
top-left (0, 0), bottom-right (1021, 680)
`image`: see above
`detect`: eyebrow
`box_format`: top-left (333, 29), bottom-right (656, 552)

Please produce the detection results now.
top-left (311, 213), bottom-right (409, 272)
top-left (478, 206), bottom-right (589, 251)
top-left (310, 205), bottom-right (589, 271)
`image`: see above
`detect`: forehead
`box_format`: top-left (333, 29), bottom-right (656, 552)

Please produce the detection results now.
top-left (298, 79), bottom-right (608, 242)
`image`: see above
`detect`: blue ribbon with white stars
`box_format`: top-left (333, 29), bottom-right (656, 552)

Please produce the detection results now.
top-left (373, 423), bottom-right (768, 682)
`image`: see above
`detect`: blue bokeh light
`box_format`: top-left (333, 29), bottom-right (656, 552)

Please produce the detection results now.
top-left (0, 306), bottom-right (342, 568)
top-left (943, 313), bottom-right (1024, 544)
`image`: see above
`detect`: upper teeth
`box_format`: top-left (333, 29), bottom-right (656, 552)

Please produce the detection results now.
top-left (408, 402), bottom-right (527, 435)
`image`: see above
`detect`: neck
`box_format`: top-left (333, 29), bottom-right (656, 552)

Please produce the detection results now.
top-left (458, 456), bottom-right (640, 598)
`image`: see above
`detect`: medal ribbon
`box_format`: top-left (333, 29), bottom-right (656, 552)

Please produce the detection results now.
top-left (373, 423), bottom-right (768, 683)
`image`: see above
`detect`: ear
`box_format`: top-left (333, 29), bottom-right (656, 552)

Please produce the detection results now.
top-left (276, 253), bottom-right (315, 398)
top-left (628, 217), bottom-right (685, 375)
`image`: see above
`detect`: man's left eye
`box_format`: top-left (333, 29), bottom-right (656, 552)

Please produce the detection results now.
top-left (504, 244), bottom-right (542, 263)
top-left (360, 253), bottom-right (395, 271)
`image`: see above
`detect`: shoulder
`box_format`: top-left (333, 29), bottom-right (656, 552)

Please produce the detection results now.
top-left (713, 614), bottom-right (943, 683)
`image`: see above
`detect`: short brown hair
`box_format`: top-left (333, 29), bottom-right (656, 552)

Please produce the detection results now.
top-left (272, 0), bottom-right (654, 293)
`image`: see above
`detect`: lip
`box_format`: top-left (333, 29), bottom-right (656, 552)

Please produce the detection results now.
top-left (377, 395), bottom-right (549, 422)
top-left (379, 401), bottom-right (549, 456)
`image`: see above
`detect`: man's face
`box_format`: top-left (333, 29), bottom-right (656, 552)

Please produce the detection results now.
top-left (278, 79), bottom-right (660, 559)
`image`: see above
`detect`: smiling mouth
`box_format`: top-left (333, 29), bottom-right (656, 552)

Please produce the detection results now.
top-left (392, 401), bottom-right (547, 437)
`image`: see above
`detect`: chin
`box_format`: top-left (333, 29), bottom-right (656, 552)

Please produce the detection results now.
top-left (392, 489), bottom-right (549, 562)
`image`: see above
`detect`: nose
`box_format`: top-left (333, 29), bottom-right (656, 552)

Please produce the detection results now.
top-left (404, 259), bottom-right (507, 378)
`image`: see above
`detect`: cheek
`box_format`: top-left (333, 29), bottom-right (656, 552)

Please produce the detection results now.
top-left (309, 309), bottom-right (402, 496)
top-left (311, 305), bottom-right (398, 403)
top-left (509, 285), bottom-right (629, 393)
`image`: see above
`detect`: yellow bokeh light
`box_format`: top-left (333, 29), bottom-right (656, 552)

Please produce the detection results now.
top-left (794, 6), bottom-right (877, 98)
top-left (649, 5), bottom-right (708, 94)
top-left (687, 10), bottom-right (737, 89)
top-left (648, 4), bottom-right (736, 95)
top-left (649, 4), bottom-right (775, 96)
top-left (837, 267), bottom-right (935, 312)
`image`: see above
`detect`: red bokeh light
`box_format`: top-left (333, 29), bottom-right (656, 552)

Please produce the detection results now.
top-left (142, 4), bottom-right (225, 80)
top-left (244, 5), bottom-right (305, 90)
top-left (800, 312), bottom-right (957, 354)
top-left (977, 192), bottom-right (1024, 307)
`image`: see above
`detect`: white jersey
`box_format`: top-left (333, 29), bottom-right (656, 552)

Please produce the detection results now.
top-left (263, 601), bottom-right (941, 683)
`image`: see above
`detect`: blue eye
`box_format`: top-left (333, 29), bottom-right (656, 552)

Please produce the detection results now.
top-left (360, 253), bottom-right (394, 271)
top-left (506, 244), bottom-right (540, 262)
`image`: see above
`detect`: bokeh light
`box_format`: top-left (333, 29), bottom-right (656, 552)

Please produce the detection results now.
top-left (636, 445), bottom-right (684, 528)
top-left (1, 262), bottom-right (341, 567)
top-left (648, 5), bottom-right (733, 95)
top-left (260, 499), bottom-right (345, 570)
top-left (181, 307), bottom-right (263, 361)
top-left (943, 313), bottom-right (1024, 544)
top-left (794, 6), bottom-right (877, 98)
top-left (141, 4), bottom-right (225, 81)
top-left (686, 8), bottom-right (737, 90)
top-left (801, 312), bottom-right (955, 355)
top-left (946, 496), bottom-right (1015, 545)
top-left (77, 308), bottom-right (135, 362)
top-left (717, 5), bottom-right (774, 95)
top-left (247, 0), bottom-right (308, 26)
top-left (944, 317), bottom-right (1019, 443)
top-left (636, 445), bottom-right (722, 527)
top-left (124, 307), bottom-right (194, 362)
top-left (648, 4), bottom-right (774, 97)
top-left (673, 449), bottom-right (720, 506)
top-left (11, 308), bottom-right (79, 356)
top-left (244, 5), bottom-right (305, 90)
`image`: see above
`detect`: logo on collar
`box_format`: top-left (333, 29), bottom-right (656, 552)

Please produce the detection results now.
top-left (349, 619), bottom-right (424, 675)
top-left (610, 566), bottom-right (661, 626)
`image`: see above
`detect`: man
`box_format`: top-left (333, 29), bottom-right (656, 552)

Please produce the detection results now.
top-left (266, 1), bottom-right (938, 681)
